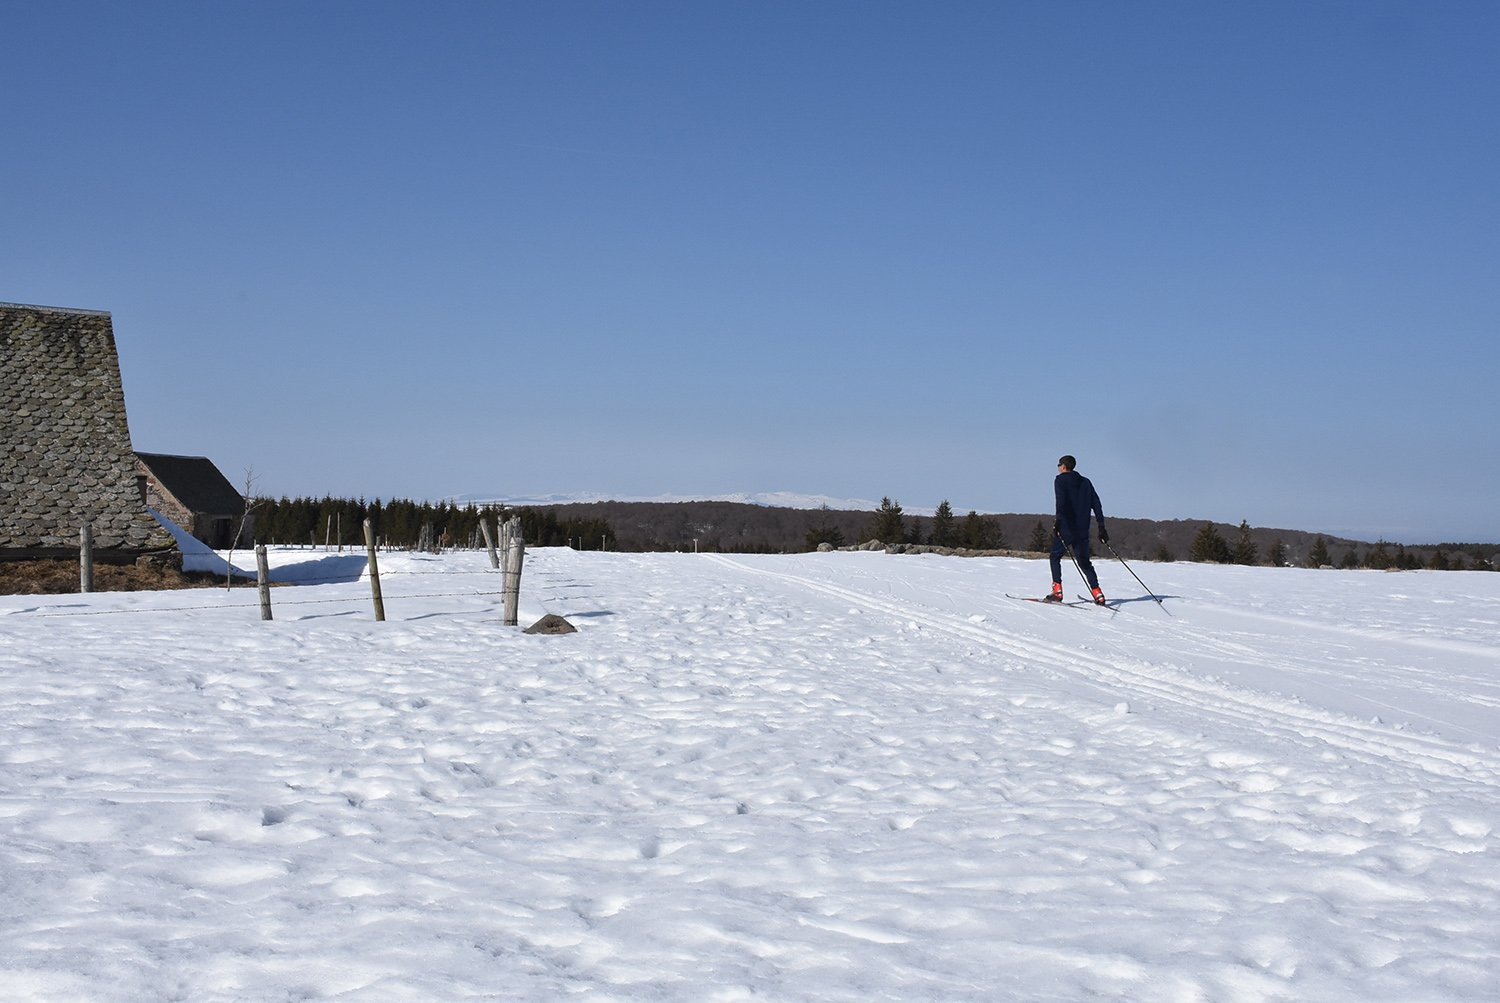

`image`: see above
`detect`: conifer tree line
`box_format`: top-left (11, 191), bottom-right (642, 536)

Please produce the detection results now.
top-left (252, 496), bottom-right (613, 551)
top-left (250, 495), bottom-right (1494, 567)
top-left (1185, 521), bottom-right (1494, 570)
top-left (804, 499), bottom-right (1007, 551)
top-left (1319, 538), bottom-right (1488, 571)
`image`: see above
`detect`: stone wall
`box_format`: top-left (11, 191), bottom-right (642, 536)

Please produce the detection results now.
top-left (0, 303), bottom-right (172, 551)
top-left (138, 470), bottom-right (196, 538)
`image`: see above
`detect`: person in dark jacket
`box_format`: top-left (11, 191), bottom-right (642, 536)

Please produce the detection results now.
top-left (1045, 455), bottom-right (1108, 604)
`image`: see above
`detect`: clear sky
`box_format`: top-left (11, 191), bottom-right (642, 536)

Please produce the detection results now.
top-left (3, 2), bottom-right (1496, 543)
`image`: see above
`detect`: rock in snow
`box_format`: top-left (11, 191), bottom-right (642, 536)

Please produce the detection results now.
top-left (523, 612), bottom-right (578, 634)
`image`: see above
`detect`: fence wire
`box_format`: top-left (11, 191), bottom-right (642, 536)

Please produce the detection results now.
top-left (24, 588), bottom-right (511, 618)
top-left (208, 568), bottom-right (505, 587)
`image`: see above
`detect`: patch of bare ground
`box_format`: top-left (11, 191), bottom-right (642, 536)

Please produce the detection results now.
top-left (0, 559), bottom-right (239, 595)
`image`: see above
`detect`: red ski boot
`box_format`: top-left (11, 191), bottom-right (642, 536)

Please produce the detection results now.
top-left (1042, 582), bottom-right (1065, 603)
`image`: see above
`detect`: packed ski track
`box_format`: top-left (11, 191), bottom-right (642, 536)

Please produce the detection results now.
top-left (1, 549), bottom-right (1497, 1001)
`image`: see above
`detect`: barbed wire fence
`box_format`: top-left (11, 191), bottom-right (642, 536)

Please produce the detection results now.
top-left (22, 516), bottom-right (541, 623)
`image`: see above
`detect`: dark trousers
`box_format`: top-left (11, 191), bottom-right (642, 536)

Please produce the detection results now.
top-left (1051, 535), bottom-right (1100, 590)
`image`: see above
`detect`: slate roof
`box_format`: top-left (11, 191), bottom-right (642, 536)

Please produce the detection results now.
top-left (1, 302), bottom-right (172, 551)
top-left (135, 453), bottom-right (245, 516)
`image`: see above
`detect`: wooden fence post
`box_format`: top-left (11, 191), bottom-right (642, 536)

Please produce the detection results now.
top-left (80, 522), bottom-right (94, 593)
top-left (256, 544), bottom-right (273, 621)
top-left (480, 517), bottom-right (499, 569)
top-left (364, 518), bottom-right (386, 621)
top-left (503, 534), bottom-right (525, 626)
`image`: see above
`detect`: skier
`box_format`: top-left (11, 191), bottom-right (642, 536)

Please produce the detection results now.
top-left (1045, 455), bottom-right (1108, 604)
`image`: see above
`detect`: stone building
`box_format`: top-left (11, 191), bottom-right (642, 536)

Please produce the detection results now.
top-left (1, 302), bottom-right (173, 559)
top-left (134, 452), bottom-right (249, 549)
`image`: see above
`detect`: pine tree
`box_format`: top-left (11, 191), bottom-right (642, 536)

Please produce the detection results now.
top-left (1267, 538), bottom-right (1287, 567)
top-left (1189, 522), bottom-right (1231, 563)
top-left (960, 511), bottom-right (998, 550)
top-left (1364, 540), bottom-right (1393, 570)
top-left (805, 505), bottom-right (845, 550)
top-left (1339, 547), bottom-right (1361, 569)
top-left (859, 497), bottom-right (905, 545)
top-left (929, 501), bottom-right (957, 547)
top-left (1230, 520), bottom-right (1259, 565)
top-left (1449, 551), bottom-right (1466, 571)
top-left (1154, 544), bottom-right (1175, 562)
top-left (1027, 520), bottom-right (1049, 553)
top-left (907, 516), bottom-right (924, 545)
top-left (1429, 550), bottom-right (1449, 570)
top-left (1308, 536), bottom-right (1331, 568)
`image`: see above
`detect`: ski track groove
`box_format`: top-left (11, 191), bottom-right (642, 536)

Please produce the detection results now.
top-left (705, 555), bottom-right (1500, 790)
top-left (1096, 604), bottom-right (1500, 727)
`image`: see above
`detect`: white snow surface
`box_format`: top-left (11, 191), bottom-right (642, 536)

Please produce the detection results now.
top-left (146, 507), bottom-right (253, 577)
top-left (2, 550), bottom-right (1498, 1001)
top-left (148, 508), bottom-right (375, 584)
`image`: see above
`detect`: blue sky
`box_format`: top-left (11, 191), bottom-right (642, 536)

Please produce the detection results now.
top-left (3, 2), bottom-right (1497, 542)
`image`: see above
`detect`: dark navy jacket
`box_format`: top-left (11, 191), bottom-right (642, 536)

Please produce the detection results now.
top-left (1055, 470), bottom-right (1106, 546)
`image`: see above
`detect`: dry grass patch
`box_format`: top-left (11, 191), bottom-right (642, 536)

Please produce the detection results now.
top-left (0, 559), bottom-right (236, 595)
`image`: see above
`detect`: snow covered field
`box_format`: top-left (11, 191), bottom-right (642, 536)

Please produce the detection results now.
top-left (2, 549), bottom-right (1497, 1001)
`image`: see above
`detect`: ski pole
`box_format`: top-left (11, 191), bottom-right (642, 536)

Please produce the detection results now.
top-left (1102, 538), bottom-right (1171, 616)
top-left (1056, 529), bottom-right (1093, 593)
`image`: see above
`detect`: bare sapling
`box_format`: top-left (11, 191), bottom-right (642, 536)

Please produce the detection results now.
top-left (225, 467), bottom-right (260, 589)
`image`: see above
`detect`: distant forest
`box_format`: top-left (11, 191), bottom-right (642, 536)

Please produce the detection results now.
top-left (249, 495), bottom-right (1496, 570)
top-left (252, 497), bottom-right (612, 551)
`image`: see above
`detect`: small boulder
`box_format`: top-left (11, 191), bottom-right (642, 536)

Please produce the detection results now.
top-left (523, 613), bottom-right (577, 635)
top-left (816, 542), bottom-right (834, 552)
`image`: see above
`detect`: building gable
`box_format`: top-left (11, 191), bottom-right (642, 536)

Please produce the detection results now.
top-left (0, 302), bottom-right (172, 552)
top-left (135, 453), bottom-right (245, 518)
top-left (134, 452), bottom-right (248, 548)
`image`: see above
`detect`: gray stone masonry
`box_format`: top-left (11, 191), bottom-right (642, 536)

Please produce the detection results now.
top-left (1, 303), bottom-right (172, 551)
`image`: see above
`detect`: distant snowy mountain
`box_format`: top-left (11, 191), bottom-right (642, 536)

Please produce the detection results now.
top-left (448, 490), bottom-right (940, 516)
